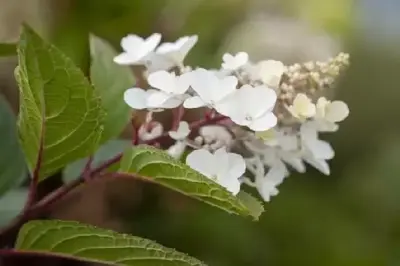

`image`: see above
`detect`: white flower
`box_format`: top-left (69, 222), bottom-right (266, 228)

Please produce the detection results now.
top-left (258, 60), bottom-right (286, 88)
top-left (216, 85), bottom-right (277, 131)
top-left (199, 125), bottom-right (233, 148)
top-left (168, 121), bottom-right (190, 140)
top-left (186, 148), bottom-right (245, 195)
top-left (114, 33), bottom-right (161, 65)
top-left (138, 122), bottom-right (163, 141)
top-left (300, 122), bottom-right (334, 175)
top-left (124, 88), bottom-right (157, 110)
top-left (167, 141), bottom-right (187, 159)
top-left (316, 97), bottom-right (349, 123)
top-left (221, 52), bottom-right (249, 71)
top-left (183, 68), bottom-right (238, 109)
top-left (155, 35), bottom-right (198, 67)
top-left (256, 160), bottom-right (287, 202)
top-left (287, 93), bottom-right (316, 120)
top-left (146, 70), bottom-right (192, 108)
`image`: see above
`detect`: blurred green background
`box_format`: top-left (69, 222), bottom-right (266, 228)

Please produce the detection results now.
top-left (1, 0), bottom-right (400, 265)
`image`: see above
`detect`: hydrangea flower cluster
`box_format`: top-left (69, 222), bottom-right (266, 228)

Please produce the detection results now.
top-left (116, 32), bottom-right (350, 202)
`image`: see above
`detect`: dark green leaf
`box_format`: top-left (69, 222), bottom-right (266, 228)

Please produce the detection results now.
top-left (0, 189), bottom-right (28, 227)
top-left (16, 220), bottom-right (206, 266)
top-left (90, 35), bottom-right (135, 143)
top-left (16, 24), bottom-right (105, 180)
top-left (119, 145), bottom-right (264, 220)
top-left (0, 96), bottom-right (27, 196)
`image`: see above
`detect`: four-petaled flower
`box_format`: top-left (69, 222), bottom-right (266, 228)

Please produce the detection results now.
top-left (216, 85), bottom-right (278, 131)
top-left (300, 122), bottom-right (334, 175)
top-left (257, 60), bottom-right (286, 88)
top-left (221, 52), bottom-right (249, 71)
top-left (168, 121), bottom-right (190, 140)
top-left (146, 70), bottom-right (192, 109)
top-left (186, 148), bottom-right (245, 195)
top-left (184, 68), bottom-right (238, 109)
top-left (316, 97), bottom-right (349, 123)
top-left (114, 33), bottom-right (161, 65)
top-left (124, 88), bottom-right (157, 110)
top-left (287, 93), bottom-right (316, 120)
top-left (155, 35), bottom-right (198, 68)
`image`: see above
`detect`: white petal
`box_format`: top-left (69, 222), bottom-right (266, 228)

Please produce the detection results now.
top-left (189, 68), bottom-right (219, 103)
top-left (176, 72), bottom-right (192, 94)
top-left (142, 33), bottom-right (162, 54)
top-left (281, 153), bottom-right (306, 173)
top-left (176, 35), bottom-right (198, 61)
top-left (168, 121), bottom-right (190, 140)
top-left (243, 85), bottom-right (277, 117)
top-left (214, 76), bottom-right (238, 101)
top-left (183, 96), bottom-right (206, 109)
top-left (186, 149), bottom-right (215, 178)
top-left (222, 53), bottom-right (234, 64)
top-left (235, 52), bottom-right (249, 66)
top-left (222, 52), bottom-right (248, 70)
top-left (121, 34), bottom-right (144, 53)
top-left (167, 141), bottom-right (187, 159)
top-left (257, 181), bottom-right (279, 202)
top-left (114, 52), bottom-right (140, 65)
top-left (147, 71), bottom-right (176, 93)
top-left (325, 101), bottom-right (349, 122)
top-left (248, 112), bottom-right (277, 131)
top-left (309, 140), bottom-right (335, 160)
top-left (123, 88), bottom-right (149, 109)
top-left (139, 123), bottom-right (163, 141)
top-left (158, 96), bottom-right (183, 109)
top-left (146, 91), bottom-right (173, 108)
top-left (290, 93), bottom-right (316, 119)
top-left (226, 152), bottom-right (246, 178)
top-left (258, 60), bottom-right (285, 87)
top-left (218, 174), bottom-right (241, 195)
top-left (303, 156), bottom-right (330, 175)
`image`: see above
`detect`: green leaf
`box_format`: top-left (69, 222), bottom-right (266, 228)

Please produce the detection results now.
top-left (0, 96), bottom-right (27, 196)
top-left (90, 35), bottom-right (135, 144)
top-left (16, 220), bottom-right (206, 266)
top-left (119, 145), bottom-right (264, 220)
top-left (0, 189), bottom-right (27, 227)
top-left (0, 43), bottom-right (17, 57)
top-left (16, 24), bottom-right (105, 180)
top-left (63, 139), bottom-right (129, 182)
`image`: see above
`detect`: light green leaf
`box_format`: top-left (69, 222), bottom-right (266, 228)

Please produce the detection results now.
top-left (119, 145), bottom-right (264, 220)
top-left (90, 35), bottom-right (135, 143)
top-left (0, 189), bottom-right (28, 227)
top-left (63, 139), bottom-right (130, 182)
top-left (16, 220), bottom-right (206, 266)
top-left (0, 96), bottom-right (27, 196)
top-left (0, 43), bottom-right (17, 57)
top-left (16, 24), bottom-right (105, 180)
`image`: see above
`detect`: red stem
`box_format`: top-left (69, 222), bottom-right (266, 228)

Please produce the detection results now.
top-left (82, 156), bottom-right (93, 182)
top-left (171, 105), bottom-right (185, 131)
top-left (24, 131), bottom-right (44, 211)
top-left (0, 113), bottom-right (230, 245)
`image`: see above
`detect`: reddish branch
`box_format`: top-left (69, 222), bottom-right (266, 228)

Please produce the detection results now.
top-left (0, 113), bottom-right (230, 247)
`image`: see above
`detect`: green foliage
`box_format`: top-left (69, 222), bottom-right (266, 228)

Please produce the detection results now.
top-left (63, 139), bottom-right (129, 182)
top-left (119, 145), bottom-right (264, 220)
top-left (90, 35), bottom-right (135, 144)
top-left (0, 189), bottom-right (27, 227)
top-left (16, 25), bottom-right (105, 180)
top-left (16, 220), bottom-right (206, 266)
top-left (0, 96), bottom-right (27, 196)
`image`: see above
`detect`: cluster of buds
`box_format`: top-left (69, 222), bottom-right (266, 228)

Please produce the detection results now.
top-left (114, 32), bottom-right (350, 202)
